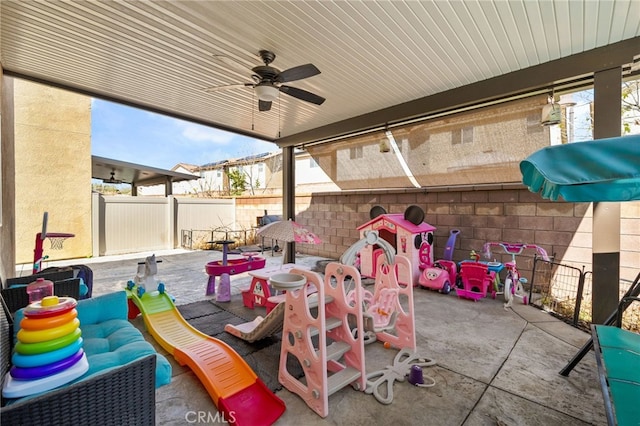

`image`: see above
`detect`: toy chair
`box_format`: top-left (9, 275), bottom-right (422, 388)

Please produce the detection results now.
top-left (456, 262), bottom-right (496, 301)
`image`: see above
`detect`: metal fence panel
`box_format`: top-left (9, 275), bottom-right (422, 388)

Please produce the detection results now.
top-left (531, 257), bottom-right (638, 332)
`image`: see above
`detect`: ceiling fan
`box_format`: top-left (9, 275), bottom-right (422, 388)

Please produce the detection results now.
top-left (104, 170), bottom-right (123, 184)
top-left (206, 50), bottom-right (325, 112)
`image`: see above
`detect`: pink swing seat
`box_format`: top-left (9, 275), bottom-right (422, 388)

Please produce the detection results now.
top-left (365, 287), bottom-right (399, 332)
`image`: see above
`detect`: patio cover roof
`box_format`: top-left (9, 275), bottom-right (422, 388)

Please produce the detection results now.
top-left (92, 155), bottom-right (198, 189)
top-left (2, 1), bottom-right (639, 148)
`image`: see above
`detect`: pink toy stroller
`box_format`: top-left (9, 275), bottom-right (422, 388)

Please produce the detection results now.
top-left (456, 262), bottom-right (496, 301)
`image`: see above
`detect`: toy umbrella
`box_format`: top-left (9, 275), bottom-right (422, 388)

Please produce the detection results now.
top-left (257, 219), bottom-right (322, 264)
top-left (520, 134), bottom-right (640, 202)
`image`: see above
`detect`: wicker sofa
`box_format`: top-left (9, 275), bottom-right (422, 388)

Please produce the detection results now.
top-left (1, 291), bottom-right (172, 425)
top-left (3, 266), bottom-right (93, 302)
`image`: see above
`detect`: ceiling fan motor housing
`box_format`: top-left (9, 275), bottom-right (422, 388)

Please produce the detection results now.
top-left (252, 65), bottom-right (280, 83)
top-left (206, 49), bottom-right (324, 111)
top-left (258, 50), bottom-right (276, 65)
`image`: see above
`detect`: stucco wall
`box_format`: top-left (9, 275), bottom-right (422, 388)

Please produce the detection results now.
top-left (14, 80), bottom-right (92, 264)
top-left (1, 70), bottom-right (17, 283)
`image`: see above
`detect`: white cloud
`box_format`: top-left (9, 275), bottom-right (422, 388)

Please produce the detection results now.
top-left (178, 122), bottom-right (234, 145)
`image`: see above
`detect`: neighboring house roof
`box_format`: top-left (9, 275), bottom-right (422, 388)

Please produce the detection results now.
top-left (358, 213), bottom-right (436, 234)
top-left (198, 151), bottom-right (279, 171)
top-left (198, 159), bottom-right (229, 170)
top-left (235, 152), bottom-right (275, 162)
top-left (172, 163), bottom-right (200, 173)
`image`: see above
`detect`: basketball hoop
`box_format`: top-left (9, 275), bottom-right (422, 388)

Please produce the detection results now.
top-left (32, 212), bottom-right (75, 273)
top-left (46, 233), bottom-right (75, 250)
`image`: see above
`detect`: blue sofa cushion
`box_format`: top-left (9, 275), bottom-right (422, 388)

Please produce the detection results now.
top-left (81, 319), bottom-right (171, 386)
top-left (75, 291), bottom-right (129, 325)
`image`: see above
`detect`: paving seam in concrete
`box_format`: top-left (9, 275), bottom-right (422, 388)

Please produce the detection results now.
top-left (460, 318), bottom-right (527, 425)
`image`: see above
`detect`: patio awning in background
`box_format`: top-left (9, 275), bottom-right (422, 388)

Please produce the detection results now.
top-left (92, 156), bottom-right (198, 186)
top-left (520, 134), bottom-right (640, 202)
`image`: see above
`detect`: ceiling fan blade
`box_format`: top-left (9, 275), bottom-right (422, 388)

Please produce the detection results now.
top-left (258, 100), bottom-right (272, 111)
top-left (279, 85), bottom-right (325, 105)
top-left (276, 64), bottom-right (320, 83)
top-left (204, 83), bottom-right (252, 93)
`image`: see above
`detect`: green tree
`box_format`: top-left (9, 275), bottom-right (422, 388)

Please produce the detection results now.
top-left (622, 80), bottom-right (640, 134)
top-left (227, 168), bottom-right (247, 196)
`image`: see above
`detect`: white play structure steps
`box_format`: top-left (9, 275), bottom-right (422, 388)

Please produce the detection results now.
top-left (278, 264), bottom-right (366, 418)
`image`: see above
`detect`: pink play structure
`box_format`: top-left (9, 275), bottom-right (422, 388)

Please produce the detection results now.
top-left (278, 230), bottom-right (416, 417)
top-left (357, 205), bottom-right (435, 286)
top-left (278, 265), bottom-right (366, 418)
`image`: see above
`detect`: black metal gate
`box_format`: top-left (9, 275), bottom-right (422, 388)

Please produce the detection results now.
top-left (530, 257), bottom-right (639, 332)
top-left (529, 256), bottom-right (592, 329)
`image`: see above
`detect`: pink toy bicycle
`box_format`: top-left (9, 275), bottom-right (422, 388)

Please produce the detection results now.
top-left (482, 242), bottom-right (550, 307)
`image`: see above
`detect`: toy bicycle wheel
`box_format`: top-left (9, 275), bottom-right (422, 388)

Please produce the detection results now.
top-left (503, 274), bottom-right (514, 304)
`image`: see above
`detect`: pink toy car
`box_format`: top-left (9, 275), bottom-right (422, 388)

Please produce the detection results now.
top-left (417, 260), bottom-right (457, 294)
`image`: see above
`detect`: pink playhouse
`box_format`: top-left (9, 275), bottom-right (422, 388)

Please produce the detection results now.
top-left (357, 206), bottom-right (436, 286)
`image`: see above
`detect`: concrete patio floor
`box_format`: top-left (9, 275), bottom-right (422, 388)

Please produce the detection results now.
top-left (37, 249), bottom-right (606, 425)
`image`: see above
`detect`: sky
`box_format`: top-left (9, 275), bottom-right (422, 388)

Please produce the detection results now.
top-left (90, 99), bottom-right (277, 170)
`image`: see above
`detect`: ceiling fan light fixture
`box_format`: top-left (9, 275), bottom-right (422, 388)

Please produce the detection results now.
top-left (103, 170), bottom-right (123, 184)
top-left (255, 84), bottom-right (279, 102)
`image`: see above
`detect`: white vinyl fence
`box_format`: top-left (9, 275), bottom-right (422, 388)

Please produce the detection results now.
top-left (92, 193), bottom-right (235, 256)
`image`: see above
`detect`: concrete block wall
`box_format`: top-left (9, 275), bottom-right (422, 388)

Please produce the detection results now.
top-left (235, 195), bottom-right (288, 239)
top-left (237, 185), bottom-right (639, 284)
